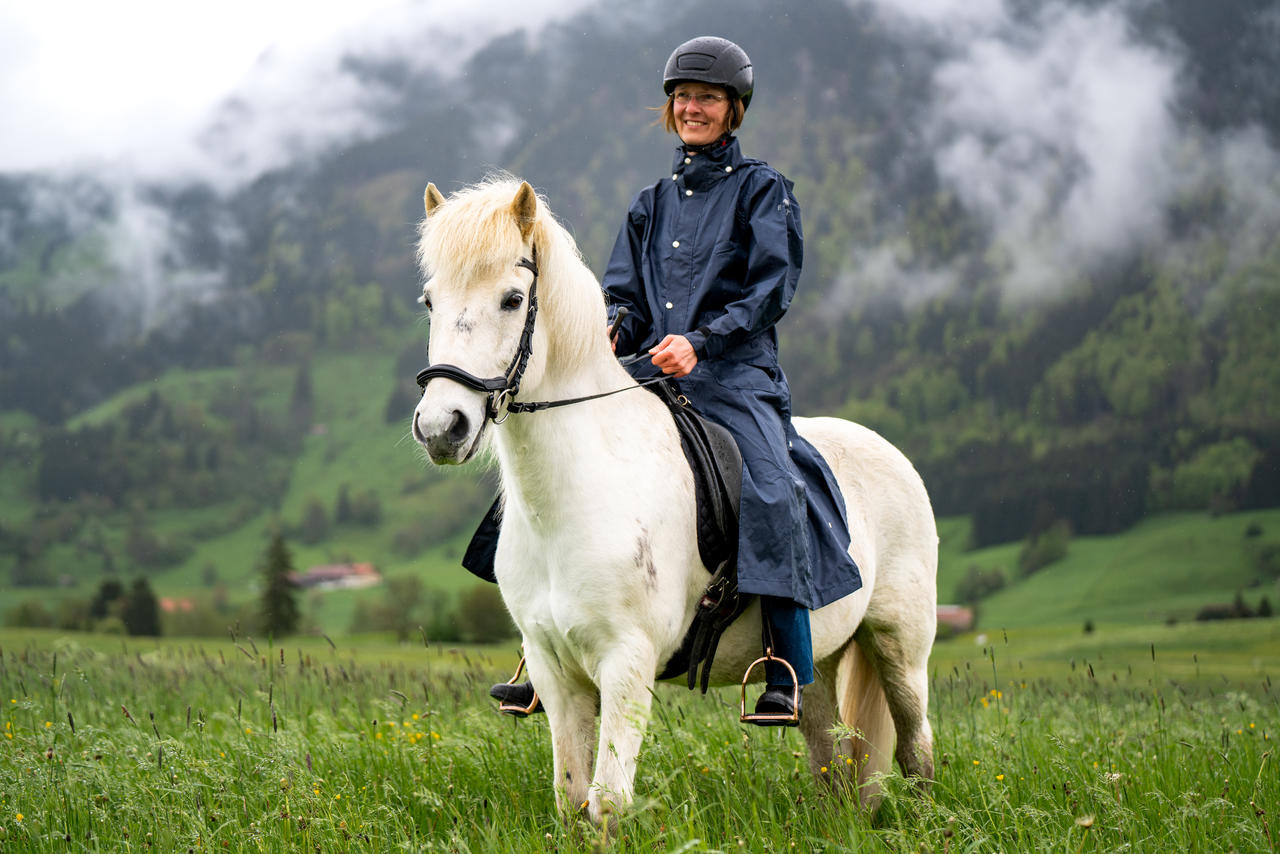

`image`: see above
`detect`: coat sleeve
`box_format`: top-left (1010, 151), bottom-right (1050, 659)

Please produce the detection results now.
top-left (683, 173), bottom-right (803, 361)
top-left (601, 195), bottom-right (653, 357)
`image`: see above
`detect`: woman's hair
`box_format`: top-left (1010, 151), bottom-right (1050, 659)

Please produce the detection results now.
top-left (652, 91), bottom-right (746, 135)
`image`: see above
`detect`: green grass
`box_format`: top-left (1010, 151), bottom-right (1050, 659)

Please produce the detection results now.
top-left (937, 508), bottom-right (1280, 627)
top-left (1, 626), bottom-right (1276, 852)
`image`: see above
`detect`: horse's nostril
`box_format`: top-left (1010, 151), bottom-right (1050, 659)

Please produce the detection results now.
top-left (446, 410), bottom-right (470, 443)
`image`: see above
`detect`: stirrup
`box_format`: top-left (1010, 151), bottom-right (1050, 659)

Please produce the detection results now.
top-left (495, 657), bottom-right (541, 717)
top-left (739, 648), bottom-right (801, 727)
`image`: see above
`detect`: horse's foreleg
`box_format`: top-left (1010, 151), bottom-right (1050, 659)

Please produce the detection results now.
top-left (527, 653), bottom-right (596, 816)
top-left (588, 642), bottom-right (658, 827)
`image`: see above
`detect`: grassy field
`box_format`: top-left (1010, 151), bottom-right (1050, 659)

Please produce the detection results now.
top-left (1, 624), bottom-right (1276, 852)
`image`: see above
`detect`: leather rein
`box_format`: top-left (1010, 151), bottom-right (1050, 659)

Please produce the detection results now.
top-left (414, 254), bottom-right (665, 423)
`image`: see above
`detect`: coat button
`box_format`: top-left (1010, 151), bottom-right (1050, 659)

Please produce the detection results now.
top-left (684, 157), bottom-right (692, 164)
top-left (672, 174), bottom-right (678, 181)
top-left (665, 301), bottom-right (674, 309)
top-left (672, 240), bottom-right (680, 248)
top-left (685, 189), bottom-right (693, 197)
top-left (725, 166), bottom-right (733, 173)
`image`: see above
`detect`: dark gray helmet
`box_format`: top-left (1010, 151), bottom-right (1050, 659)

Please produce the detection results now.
top-left (662, 36), bottom-right (754, 110)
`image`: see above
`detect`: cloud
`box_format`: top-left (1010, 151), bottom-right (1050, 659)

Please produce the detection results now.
top-left (0, 0), bottom-right (595, 186)
top-left (850, 0), bottom-right (1280, 304)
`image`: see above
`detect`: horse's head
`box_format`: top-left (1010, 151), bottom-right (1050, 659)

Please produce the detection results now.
top-left (411, 180), bottom-right (547, 464)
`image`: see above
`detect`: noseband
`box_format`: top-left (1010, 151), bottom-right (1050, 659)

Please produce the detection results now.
top-left (415, 252), bottom-right (670, 423)
top-left (415, 255), bottom-right (540, 423)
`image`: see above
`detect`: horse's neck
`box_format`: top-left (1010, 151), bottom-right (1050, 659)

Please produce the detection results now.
top-left (495, 350), bottom-right (664, 524)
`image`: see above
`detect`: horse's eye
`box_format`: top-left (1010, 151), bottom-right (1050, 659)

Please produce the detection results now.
top-left (419, 294), bottom-right (433, 311)
top-left (502, 292), bottom-right (525, 311)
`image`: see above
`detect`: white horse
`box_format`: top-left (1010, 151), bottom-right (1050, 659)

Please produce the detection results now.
top-left (411, 178), bottom-right (938, 825)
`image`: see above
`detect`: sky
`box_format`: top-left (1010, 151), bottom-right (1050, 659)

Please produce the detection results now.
top-left (0, 0), bottom-right (592, 183)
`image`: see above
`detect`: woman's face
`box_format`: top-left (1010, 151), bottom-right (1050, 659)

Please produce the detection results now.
top-left (672, 82), bottom-right (732, 147)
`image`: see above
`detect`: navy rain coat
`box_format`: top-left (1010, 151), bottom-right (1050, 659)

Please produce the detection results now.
top-left (603, 137), bottom-right (862, 610)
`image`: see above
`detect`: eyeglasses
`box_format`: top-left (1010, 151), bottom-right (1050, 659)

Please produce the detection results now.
top-left (672, 92), bottom-right (727, 106)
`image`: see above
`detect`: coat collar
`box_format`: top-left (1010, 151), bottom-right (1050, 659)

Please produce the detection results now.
top-left (672, 135), bottom-right (745, 191)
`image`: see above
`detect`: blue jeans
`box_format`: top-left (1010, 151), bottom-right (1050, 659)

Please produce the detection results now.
top-left (761, 596), bottom-right (813, 686)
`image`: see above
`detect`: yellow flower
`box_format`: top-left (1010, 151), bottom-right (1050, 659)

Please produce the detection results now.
top-left (820, 766), bottom-right (829, 774)
top-left (996, 774), bottom-right (1004, 781)
top-left (973, 760), bottom-right (980, 766)
top-left (1250, 723), bottom-right (1256, 729)
top-left (245, 728), bottom-right (252, 735)
top-left (334, 794), bottom-right (341, 800)
top-left (44, 721), bottom-right (52, 728)
top-left (412, 713), bottom-right (420, 721)
top-left (15, 813), bottom-right (23, 822)
top-left (431, 732), bottom-right (440, 740)
top-left (845, 758), bottom-right (854, 766)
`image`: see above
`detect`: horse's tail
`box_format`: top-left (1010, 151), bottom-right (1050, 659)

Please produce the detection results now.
top-left (836, 638), bottom-right (895, 808)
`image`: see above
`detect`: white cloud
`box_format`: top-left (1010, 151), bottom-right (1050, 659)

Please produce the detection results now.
top-left (0, 0), bottom-right (594, 184)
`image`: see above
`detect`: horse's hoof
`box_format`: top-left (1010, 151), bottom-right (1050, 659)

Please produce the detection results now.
top-left (744, 684), bottom-right (802, 727)
top-left (489, 680), bottom-right (544, 716)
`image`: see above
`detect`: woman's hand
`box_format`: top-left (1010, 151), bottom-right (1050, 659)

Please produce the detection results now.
top-left (649, 334), bottom-right (698, 378)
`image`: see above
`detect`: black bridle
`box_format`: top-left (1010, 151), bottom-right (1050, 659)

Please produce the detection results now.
top-left (415, 254), bottom-right (669, 423)
top-left (415, 255), bottom-right (541, 423)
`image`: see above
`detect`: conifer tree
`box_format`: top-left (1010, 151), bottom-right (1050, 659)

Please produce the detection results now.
top-left (260, 531), bottom-right (301, 636)
top-left (121, 577), bottom-right (161, 636)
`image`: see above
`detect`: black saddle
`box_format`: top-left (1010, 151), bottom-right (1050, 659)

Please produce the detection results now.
top-left (461, 380), bottom-right (751, 691)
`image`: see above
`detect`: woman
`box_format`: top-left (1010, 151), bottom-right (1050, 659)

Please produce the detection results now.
top-left (492, 36), bottom-right (861, 723)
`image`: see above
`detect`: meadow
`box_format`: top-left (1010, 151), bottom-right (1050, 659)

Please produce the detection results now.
top-left (1, 623), bottom-right (1276, 852)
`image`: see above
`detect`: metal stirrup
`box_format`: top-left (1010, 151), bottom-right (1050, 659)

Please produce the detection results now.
top-left (497, 656), bottom-right (541, 717)
top-left (738, 648), bottom-right (801, 725)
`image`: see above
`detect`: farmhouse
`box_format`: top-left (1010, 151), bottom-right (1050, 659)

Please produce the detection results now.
top-left (289, 562), bottom-right (382, 591)
top-left (936, 604), bottom-right (975, 633)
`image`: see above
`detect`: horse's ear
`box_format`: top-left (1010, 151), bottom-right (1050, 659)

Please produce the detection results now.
top-left (424, 183), bottom-right (445, 217)
top-left (511, 181), bottom-right (537, 240)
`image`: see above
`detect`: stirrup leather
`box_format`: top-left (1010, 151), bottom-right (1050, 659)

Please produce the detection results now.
top-left (497, 657), bottom-right (541, 717)
top-left (739, 648), bottom-right (801, 726)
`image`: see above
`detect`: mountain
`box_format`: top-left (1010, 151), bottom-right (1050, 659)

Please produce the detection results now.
top-left (2, 0), bottom-right (1279, 621)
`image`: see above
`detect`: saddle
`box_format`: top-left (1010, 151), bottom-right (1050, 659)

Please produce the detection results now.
top-left (461, 380), bottom-right (751, 693)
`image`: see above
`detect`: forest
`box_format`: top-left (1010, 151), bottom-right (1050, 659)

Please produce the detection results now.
top-left (1, 0), bottom-right (1278, 613)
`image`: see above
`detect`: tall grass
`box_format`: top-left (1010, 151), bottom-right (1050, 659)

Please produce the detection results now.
top-left (1, 630), bottom-right (1276, 852)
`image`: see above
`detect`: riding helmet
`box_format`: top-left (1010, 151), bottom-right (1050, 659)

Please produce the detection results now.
top-left (662, 36), bottom-right (754, 110)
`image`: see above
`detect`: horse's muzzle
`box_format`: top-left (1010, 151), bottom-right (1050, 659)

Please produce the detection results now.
top-left (413, 403), bottom-right (484, 464)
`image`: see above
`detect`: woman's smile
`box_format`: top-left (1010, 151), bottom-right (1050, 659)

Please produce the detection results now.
top-left (672, 82), bottom-right (731, 147)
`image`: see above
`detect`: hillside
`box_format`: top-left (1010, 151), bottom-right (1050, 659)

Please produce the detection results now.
top-left (2, 0), bottom-right (1280, 631)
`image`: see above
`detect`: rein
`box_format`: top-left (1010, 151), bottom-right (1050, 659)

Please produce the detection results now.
top-left (414, 256), bottom-right (669, 422)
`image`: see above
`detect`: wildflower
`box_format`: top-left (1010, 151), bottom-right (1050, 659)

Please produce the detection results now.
top-left (15, 813), bottom-right (23, 822)
top-left (412, 713), bottom-right (420, 721)
top-left (313, 788), bottom-right (320, 796)
top-left (431, 732), bottom-right (440, 740)
top-left (245, 728), bottom-right (253, 735)
top-left (820, 766), bottom-right (829, 774)
top-left (996, 774), bottom-right (1004, 781)
top-left (1250, 723), bottom-right (1256, 729)
top-left (1075, 815), bottom-right (1095, 828)
top-left (45, 721), bottom-right (52, 728)
top-left (845, 758), bottom-right (854, 766)
top-left (334, 794), bottom-right (341, 800)
top-left (973, 760), bottom-right (980, 766)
